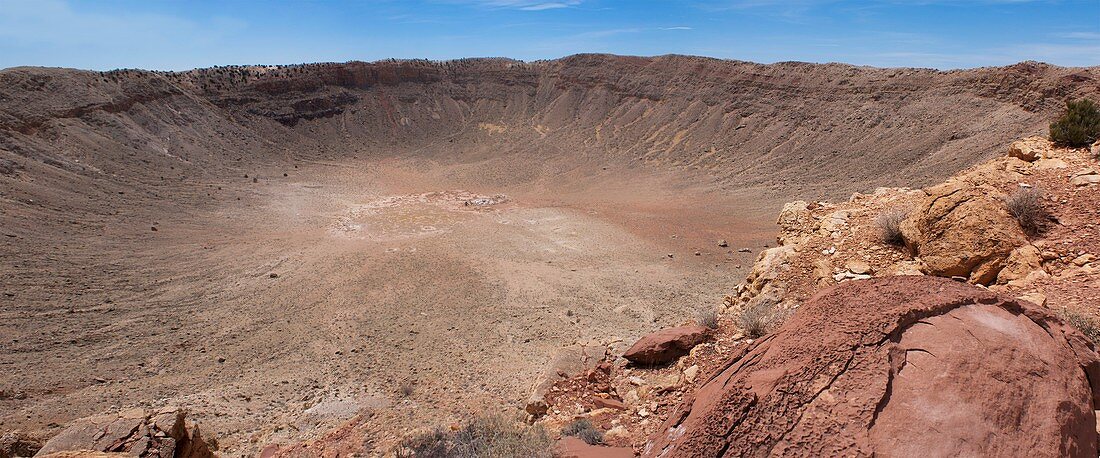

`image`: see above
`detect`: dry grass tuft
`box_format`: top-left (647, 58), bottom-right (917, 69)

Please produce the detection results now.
top-left (1004, 187), bottom-right (1047, 235)
top-left (397, 415), bottom-right (552, 458)
top-left (696, 309), bottom-right (719, 329)
top-left (1059, 308), bottom-right (1100, 346)
top-left (875, 208), bottom-right (908, 246)
top-left (561, 419), bottom-right (603, 445)
top-left (738, 297), bottom-right (786, 338)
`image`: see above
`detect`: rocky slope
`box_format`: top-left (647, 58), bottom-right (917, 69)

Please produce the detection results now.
top-left (529, 137), bottom-right (1100, 456)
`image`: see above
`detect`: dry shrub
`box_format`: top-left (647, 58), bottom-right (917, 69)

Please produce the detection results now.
top-left (398, 379), bottom-right (415, 398)
top-left (397, 415), bottom-right (552, 458)
top-left (875, 208), bottom-right (908, 246)
top-left (1059, 308), bottom-right (1100, 346)
top-left (738, 297), bottom-right (786, 338)
top-left (1004, 187), bottom-right (1047, 235)
top-left (561, 419), bottom-right (603, 445)
top-left (696, 309), bottom-right (719, 329)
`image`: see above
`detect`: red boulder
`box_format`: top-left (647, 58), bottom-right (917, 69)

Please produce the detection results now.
top-left (645, 276), bottom-right (1100, 457)
top-left (623, 325), bottom-right (709, 365)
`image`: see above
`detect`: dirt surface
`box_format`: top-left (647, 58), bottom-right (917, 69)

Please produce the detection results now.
top-left (2, 55), bottom-right (1100, 456)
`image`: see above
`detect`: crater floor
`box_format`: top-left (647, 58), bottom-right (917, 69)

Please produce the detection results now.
top-left (0, 154), bottom-right (778, 454)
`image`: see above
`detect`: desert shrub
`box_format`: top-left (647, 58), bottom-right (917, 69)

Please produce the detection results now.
top-left (397, 415), bottom-right (552, 458)
top-left (1059, 308), bottom-right (1100, 345)
top-left (875, 208), bottom-right (908, 246)
top-left (1004, 187), bottom-right (1046, 235)
top-left (738, 297), bottom-right (784, 338)
top-left (696, 309), bottom-right (719, 329)
top-left (1049, 99), bottom-right (1100, 147)
top-left (561, 419), bottom-right (603, 445)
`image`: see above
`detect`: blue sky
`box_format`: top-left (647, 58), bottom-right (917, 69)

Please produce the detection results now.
top-left (0, 0), bottom-right (1097, 71)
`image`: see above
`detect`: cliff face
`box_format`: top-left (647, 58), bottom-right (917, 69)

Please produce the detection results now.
top-left (2, 55), bottom-right (1099, 204)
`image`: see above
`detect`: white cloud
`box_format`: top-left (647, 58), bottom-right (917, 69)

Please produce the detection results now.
top-left (452, 0), bottom-right (583, 10)
top-left (519, 3), bottom-right (574, 10)
top-left (660, 26), bottom-right (694, 30)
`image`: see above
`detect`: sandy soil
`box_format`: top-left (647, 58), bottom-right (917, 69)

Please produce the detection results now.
top-left (0, 154), bottom-right (778, 455)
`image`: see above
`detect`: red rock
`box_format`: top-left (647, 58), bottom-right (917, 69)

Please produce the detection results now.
top-left (622, 325), bottom-right (708, 365)
top-left (556, 437), bottom-right (634, 458)
top-left (645, 276), bottom-right (1100, 457)
top-left (592, 397), bottom-right (626, 410)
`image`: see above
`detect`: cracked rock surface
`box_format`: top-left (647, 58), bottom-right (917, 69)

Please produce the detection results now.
top-left (645, 276), bottom-right (1100, 457)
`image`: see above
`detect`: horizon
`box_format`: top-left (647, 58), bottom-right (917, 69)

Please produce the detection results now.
top-left (5, 52), bottom-right (1099, 74)
top-left (0, 0), bottom-right (1098, 71)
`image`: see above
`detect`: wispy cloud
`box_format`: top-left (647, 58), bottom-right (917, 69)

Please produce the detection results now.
top-left (660, 26), bottom-right (694, 30)
top-left (1053, 31), bottom-right (1100, 40)
top-left (449, 0), bottom-right (583, 10)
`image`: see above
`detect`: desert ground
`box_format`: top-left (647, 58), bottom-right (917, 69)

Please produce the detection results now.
top-left (2, 149), bottom-right (778, 453)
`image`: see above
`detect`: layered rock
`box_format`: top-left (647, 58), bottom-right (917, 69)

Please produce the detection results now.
top-left (645, 276), bottom-right (1100, 457)
top-left (33, 409), bottom-right (215, 458)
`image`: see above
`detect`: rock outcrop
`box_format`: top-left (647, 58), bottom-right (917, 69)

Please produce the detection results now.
top-left (33, 409), bottom-right (216, 458)
top-left (622, 326), bottom-right (709, 366)
top-left (900, 181), bottom-right (1028, 284)
top-left (645, 276), bottom-right (1100, 458)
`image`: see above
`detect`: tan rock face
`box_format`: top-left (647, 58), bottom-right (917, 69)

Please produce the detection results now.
top-left (644, 276), bottom-right (1100, 458)
top-left (777, 201), bottom-right (814, 245)
top-left (997, 244), bottom-right (1044, 284)
top-left (1007, 136), bottom-right (1052, 162)
top-left (900, 182), bottom-right (1027, 284)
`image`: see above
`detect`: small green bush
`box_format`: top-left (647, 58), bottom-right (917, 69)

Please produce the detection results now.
top-left (397, 415), bottom-right (552, 458)
top-left (1049, 99), bottom-right (1100, 147)
top-left (561, 419), bottom-right (603, 445)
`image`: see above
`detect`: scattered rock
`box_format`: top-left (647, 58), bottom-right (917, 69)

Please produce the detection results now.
top-left (34, 408), bottom-right (217, 458)
top-left (1072, 254), bottom-right (1095, 267)
top-left (845, 260), bottom-right (872, 275)
top-left (682, 365), bottom-right (700, 384)
top-left (592, 397), bottom-right (626, 410)
top-left (645, 276), bottom-right (1100, 457)
top-left (717, 240), bottom-right (728, 247)
top-left (526, 345), bottom-right (603, 418)
top-left (737, 247), bottom-right (751, 253)
top-left (622, 326), bottom-right (708, 366)
top-left (1071, 174), bottom-right (1100, 187)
